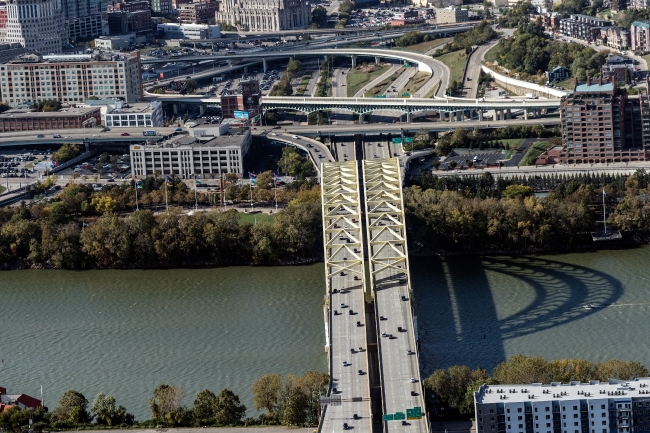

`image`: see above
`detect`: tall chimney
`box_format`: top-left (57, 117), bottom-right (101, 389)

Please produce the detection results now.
top-left (574, 77), bottom-right (578, 89)
top-left (599, 76), bottom-right (602, 86)
top-left (587, 76), bottom-right (592, 86)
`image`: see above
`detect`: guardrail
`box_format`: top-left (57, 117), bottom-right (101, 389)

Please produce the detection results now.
top-left (50, 150), bottom-right (98, 174)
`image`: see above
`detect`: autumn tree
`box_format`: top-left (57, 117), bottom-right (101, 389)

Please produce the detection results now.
top-left (51, 390), bottom-right (92, 426)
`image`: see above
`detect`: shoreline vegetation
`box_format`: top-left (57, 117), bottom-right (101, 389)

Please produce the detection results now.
top-left (0, 373), bottom-right (329, 433)
top-left (4, 169), bottom-right (650, 268)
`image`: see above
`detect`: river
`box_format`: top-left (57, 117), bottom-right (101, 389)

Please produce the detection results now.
top-left (2, 248), bottom-right (650, 420)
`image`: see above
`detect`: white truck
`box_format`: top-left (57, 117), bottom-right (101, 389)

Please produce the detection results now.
top-left (525, 93), bottom-right (539, 99)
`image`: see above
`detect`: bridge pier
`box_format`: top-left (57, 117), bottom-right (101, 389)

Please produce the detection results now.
top-left (406, 112), bottom-right (412, 123)
top-left (351, 54), bottom-right (357, 69)
top-left (456, 111), bottom-right (462, 122)
top-left (173, 103), bottom-right (179, 115)
top-left (375, 56), bottom-right (380, 65)
top-left (262, 58), bottom-right (267, 73)
top-left (199, 105), bottom-right (205, 115)
top-left (478, 110), bottom-right (483, 122)
top-left (359, 113), bottom-right (365, 124)
top-left (524, 110), bottom-right (528, 120)
top-left (506, 108), bottom-right (511, 120)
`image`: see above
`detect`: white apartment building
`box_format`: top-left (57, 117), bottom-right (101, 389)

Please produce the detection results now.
top-left (216, 0), bottom-right (311, 32)
top-left (475, 378), bottom-right (650, 433)
top-left (0, 52), bottom-right (143, 106)
top-left (435, 6), bottom-right (468, 24)
top-left (105, 101), bottom-right (163, 128)
top-left (156, 23), bottom-right (220, 39)
top-left (5, 0), bottom-right (65, 54)
top-left (130, 130), bottom-right (251, 178)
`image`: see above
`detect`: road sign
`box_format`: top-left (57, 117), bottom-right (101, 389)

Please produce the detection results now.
top-left (406, 407), bottom-right (422, 420)
top-left (394, 412), bottom-right (406, 420)
top-left (383, 414), bottom-right (394, 421)
top-left (392, 138), bottom-right (402, 144)
top-left (404, 137), bottom-right (413, 144)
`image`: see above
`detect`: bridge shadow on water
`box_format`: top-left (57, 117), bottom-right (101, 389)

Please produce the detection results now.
top-left (411, 255), bottom-right (624, 376)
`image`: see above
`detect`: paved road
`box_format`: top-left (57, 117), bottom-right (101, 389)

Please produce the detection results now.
top-left (321, 161), bottom-right (372, 433)
top-left (363, 159), bottom-right (426, 433)
top-left (434, 162), bottom-right (650, 177)
top-left (462, 40), bottom-right (499, 98)
top-left (504, 138), bottom-right (537, 167)
top-left (331, 68), bottom-right (354, 124)
top-left (0, 127), bottom-right (181, 146)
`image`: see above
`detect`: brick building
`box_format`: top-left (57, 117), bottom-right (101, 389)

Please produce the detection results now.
top-left (558, 76), bottom-right (649, 164)
top-left (107, 10), bottom-right (152, 33)
top-left (178, 0), bottom-right (219, 24)
top-left (0, 107), bottom-right (101, 131)
top-left (220, 78), bottom-right (260, 119)
top-left (631, 20), bottom-right (650, 52)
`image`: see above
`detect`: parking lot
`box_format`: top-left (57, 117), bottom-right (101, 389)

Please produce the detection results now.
top-left (56, 152), bottom-right (131, 183)
top-left (439, 150), bottom-right (507, 170)
top-left (0, 149), bottom-right (51, 180)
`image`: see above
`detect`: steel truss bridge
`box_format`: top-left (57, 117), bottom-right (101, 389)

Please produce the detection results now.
top-left (320, 158), bottom-right (426, 433)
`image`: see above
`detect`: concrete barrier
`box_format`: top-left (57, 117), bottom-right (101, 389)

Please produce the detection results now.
top-left (481, 65), bottom-right (568, 99)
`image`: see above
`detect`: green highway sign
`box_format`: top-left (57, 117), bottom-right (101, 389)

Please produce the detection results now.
top-left (374, 95), bottom-right (387, 98)
top-left (383, 414), bottom-right (394, 421)
top-left (394, 412), bottom-right (406, 420)
top-left (406, 407), bottom-right (422, 420)
top-left (404, 137), bottom-right (413, 144)
top-left (392, 138), bottom-right (402, 144)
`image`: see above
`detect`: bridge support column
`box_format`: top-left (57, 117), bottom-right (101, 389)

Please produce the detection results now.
top-left (448, 111), bottom-right (453, 122)
top-left (406, 112), bottom-right (412, 123)
top-left (173, 103), bottom-right (179, 115)
top-left (351, 55), bottom-right (357, 69)
top-left (375, 56), bottom-right (380, 65)
top-left (506, 109), bottom-right (511, 120)
top-left (262, 58), bottom-right (267, 73)
top-left (524, 110), bottom-right (528, 120)
top-left (456, 111), bottom-right (461, 122)
top-left (199, 105), bottom-right (205, 115)
top-left (359, 114), bottom-right (365, 124)
top-left (478, 110), bottom-right (483, 122)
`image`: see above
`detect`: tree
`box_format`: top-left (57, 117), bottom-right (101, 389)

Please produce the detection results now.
top-left (34, 99), bottom-right (62, 112)
top-left (256, 170), bottom-right (275, 190)
top-left (51, 390), bottom-right (92, 426)
top-left (395, 31), bottom-right (424, 47)
top-left (193, 390), bottom-right (217, 426)
top-left (503, 184), bottom-right (533, 199)
top-left (450, 127), bottom-right (468, 148)
top-left (150, 384), bottom-right (185, 420)
top-left (91, 393), bottom-right (134, 426)
top-left (185, 79), bottom-right (199, 93)
top-left (213, 389), bottom-right (247, 426)
top-left (338, 0), bottom-right (353, 15)
top-left (286, 59), bottom-right (302, 74)
top-left (312, 6), bottom-right (327, 27)
top-left (52, 143), bottom-right (83, 163)
top-left (252, 373), bottom-right (282, 419)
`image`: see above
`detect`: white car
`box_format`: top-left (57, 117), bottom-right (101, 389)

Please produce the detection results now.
top-left (291, 135), bottom-right (299, 139)
top-left (93, 134), bottom-right (100, 137)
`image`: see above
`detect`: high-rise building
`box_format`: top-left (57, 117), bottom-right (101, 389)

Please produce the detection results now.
top-left (630, 20), bottom-right (650, 52)
top-left (474, 378), bottom-right (650, 433)
top-left (0, 52), bottom-right (143, 106)
top-left (178, 0), bottom-right (218, 24)
top-left (558, 76), bottom-right (649, 164)
top-left (5, 0), bottom-right (65, 54)
top-left (216, 0), bottom-right (310, 32)
top-left (151, 0), bottom-right (171, 15)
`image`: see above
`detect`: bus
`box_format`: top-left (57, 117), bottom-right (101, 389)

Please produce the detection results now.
top-left (142, 130), bottom-right (156, 136)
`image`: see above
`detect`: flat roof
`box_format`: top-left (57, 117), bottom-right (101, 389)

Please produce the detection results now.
top-left (574, 82), bottom-right (614, 92)
top-left (476, 378), bottom-right (650, 405)
top-left (107, 103), bottom-right (157, 114)
top-left (0, 107), bottom-right (99, 119)
top-left (132, 132), bottom-right (249, 149)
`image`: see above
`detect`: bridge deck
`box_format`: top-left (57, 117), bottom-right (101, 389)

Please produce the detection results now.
top-left (362, 158), bottom-right (426, 433)
top-left (320, 160), bottom-right (372, 433)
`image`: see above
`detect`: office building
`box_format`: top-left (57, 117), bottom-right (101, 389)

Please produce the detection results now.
top-left (0, 52), bottom-right (143, 106)
top-left (151, 0), bottom-right (171, 15)
top-left (178, 0), bottom-right (218, 24)
top-left (216, 0), bottom-right (311, 32)
top-left (0, 106), bottom-right (101, 131)
top-left (220, 78), bottom-right (260, 119)
top-left (0, 4), bottom-right (8, 40)
top-left (94, 33), bottom-right (145, 50)
top-left (630, 21), bottom-right (650, 52)
top-left (156, 22), bottom-right (220, 39)
top-left (557, 76), bottom-right (648, 164)
top-left (475, 378), bottom-right (650, 433)
top-left (106, 10), bottom-right (151, 33)
top-left (559, 14), bottom-right (611, 43)
top-left (130, 128), bottom-right (252, 177)
top-left (67, 14), bottom-right (108, 40)
top-left (104, 101), bottom-right (163, 127)
top-left (4, 0), bottom-right (65, 54)
top-left (434, 6), bottom-right (468, 24)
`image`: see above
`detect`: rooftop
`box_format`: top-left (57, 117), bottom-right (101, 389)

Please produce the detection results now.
top-left (133, 131), bottom-right (249, 149)
top-left (574, 82), bottom-right (614, 92)
top-left (107, 102), bottom-right (160, 114)
top-left (475, 378), bottom-right (650, 405)
top-left (0, 107), bottom-right (99, 119)
top-left (632, 20), bottom-right (650, 28)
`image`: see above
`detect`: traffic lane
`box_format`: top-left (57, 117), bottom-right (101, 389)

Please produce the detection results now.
top-left (439, 151), bottom-right (506, 169)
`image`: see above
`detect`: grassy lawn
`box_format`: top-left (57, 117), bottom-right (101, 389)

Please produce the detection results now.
top-left (484, 44), bottom-right (500, 64)
top-left (367, 68), bottom-right (405, 96)
top-left (436, 50), bottom-right (469, 87)
top-left (392, 37), bottom-right (453, 54)
top-left (239, 212), bottom-right (275, 225)
top-left (346, 64), bottom-right (390, 97)
top-left (401, 72), bottom-right (430, 95)
top-left (0, 185), bottom-right (5, 194)
top-left (500, 138), bottom-right (525, 150)
top-left (555, 76), bottom-right (575, 91)
top-left (424, 80), bottom-right (442, 98)
top-left (520, 140), bottom-right (556, 166)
